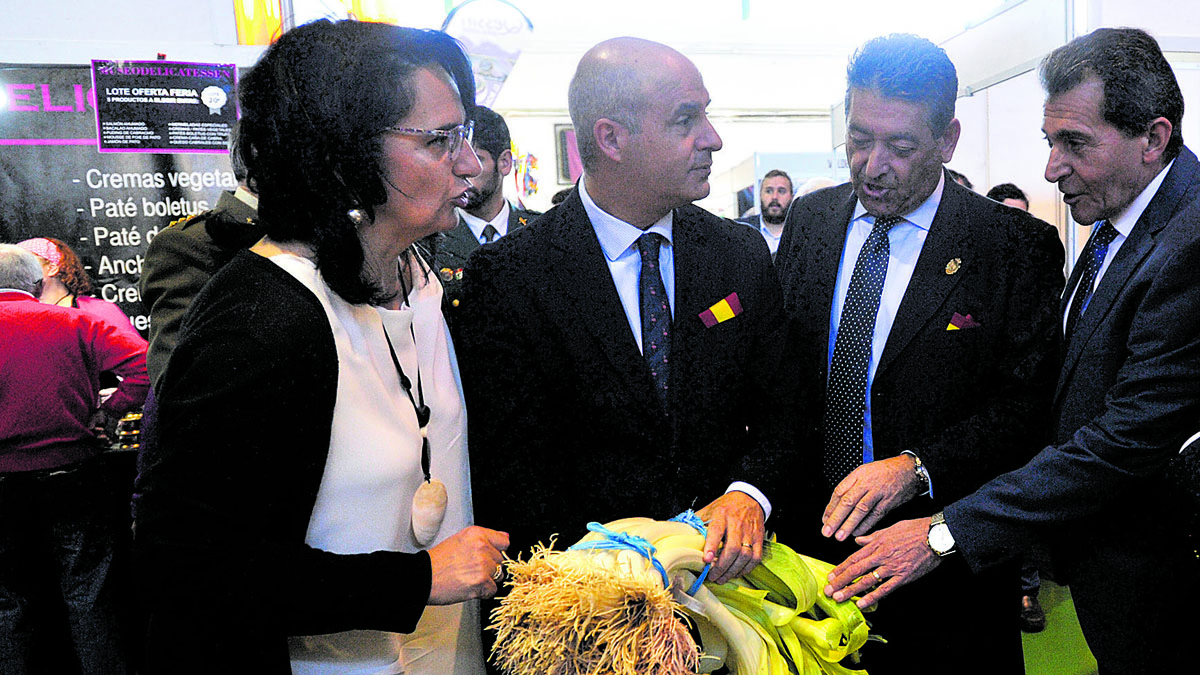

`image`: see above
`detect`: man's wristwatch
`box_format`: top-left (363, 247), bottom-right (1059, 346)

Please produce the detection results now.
top-left (927, 511), bottom-right (956, 556)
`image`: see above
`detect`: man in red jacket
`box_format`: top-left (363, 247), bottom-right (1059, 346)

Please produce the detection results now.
top-left (0, 243), bottom-right (149, 673)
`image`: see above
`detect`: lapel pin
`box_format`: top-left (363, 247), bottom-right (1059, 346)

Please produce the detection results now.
top-left (440, 267), bottom-right (454, 282)
top-left (699, 292), bottom-right (743, 328)
top-left (518, 217), bottom-right (528, 226)
top-left (945, 258), bottom-right (962, 275)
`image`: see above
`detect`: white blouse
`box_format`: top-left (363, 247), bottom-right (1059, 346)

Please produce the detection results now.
top-left (268, 252), bottom-right (482, 675)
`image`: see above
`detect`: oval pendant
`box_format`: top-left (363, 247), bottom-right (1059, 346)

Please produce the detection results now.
top-left (412, 479), bottom-right (448, 547)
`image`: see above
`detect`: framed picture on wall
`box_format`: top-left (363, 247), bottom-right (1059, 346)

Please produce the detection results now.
top-left (556, 124), bottom-right (582, 185)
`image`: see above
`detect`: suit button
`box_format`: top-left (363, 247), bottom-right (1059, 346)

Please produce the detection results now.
top-left (452, 299), bottom-right (460, 307)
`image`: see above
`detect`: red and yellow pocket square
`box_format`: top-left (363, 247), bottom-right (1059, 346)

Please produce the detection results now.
top-left (699, 292), bottom-right (742, 327)
top-left (946, 312), bottom-right (981, 330)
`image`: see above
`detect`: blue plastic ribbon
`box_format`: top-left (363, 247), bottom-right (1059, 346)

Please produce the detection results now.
top-left (670, 510), bottom-right (708, 537)
top-left (569, 522), bottom-right (670, 588)
top-left (670, 511), bottom-right (712, 596)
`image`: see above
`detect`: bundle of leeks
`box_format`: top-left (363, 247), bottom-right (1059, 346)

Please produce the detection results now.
top-left (489, 513), bottom-right (881, 675)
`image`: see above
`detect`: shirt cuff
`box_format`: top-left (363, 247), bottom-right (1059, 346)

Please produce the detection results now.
top-left (901, 450), bottom-right (933, 499)
top-left (1182, 430), bottom-right (1200, 454)
top-left (726, 482), bottom-right (771, 521)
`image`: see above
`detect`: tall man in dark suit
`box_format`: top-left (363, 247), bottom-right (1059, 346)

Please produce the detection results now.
top-left (826, 28), bottom-right (1200, 673)
top-left (457, 37), bottom-right (792, 585)
top-left (774, 34), bottom-right (1064, 672)
top-left (436, 105), bottom-right (539, 316)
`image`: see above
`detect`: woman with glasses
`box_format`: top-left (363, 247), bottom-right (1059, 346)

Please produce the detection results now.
top-left (132, 20), bottom-right (508, 674)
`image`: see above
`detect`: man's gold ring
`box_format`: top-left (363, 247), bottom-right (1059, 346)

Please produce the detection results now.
top-left (871, 569), bottom-right (882, 584)
top-left (741, 542), bottom-right (753, 549)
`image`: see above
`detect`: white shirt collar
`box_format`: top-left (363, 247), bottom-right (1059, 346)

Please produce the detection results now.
top-left (458, 201), bottom-right (512, 241)
top-left (851, 170), bottom-right (945, 231)
top-left (579, 177), bottom-right (674, 261)
top-left (1103, 158), bottom-right (1174, 237)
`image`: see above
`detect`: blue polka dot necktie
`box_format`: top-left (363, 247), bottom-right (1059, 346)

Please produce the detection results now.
top-left (824, 216), bottom-right (901, 486)
top-left (637, 233), bottom-right (671, 406)
top-left (1064, 220), bottom-right (1118, 341)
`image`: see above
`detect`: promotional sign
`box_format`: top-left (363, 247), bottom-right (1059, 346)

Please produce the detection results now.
top-left (91, 60), bottom-right (238, 153)
top-left (441, 0), bottom-right (533, 108)
top-left (1, 65), bottom-right (235, 335)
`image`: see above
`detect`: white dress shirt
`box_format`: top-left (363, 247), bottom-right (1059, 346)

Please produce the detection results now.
top-left (755, 219), bottom-right (783, 256)
top-left (828, 172), bottom-right (944, 464)
top-left (579, 179), bottom-right (771, 518)
top-left (457, 201), bottom-right (511, 244)
top-left (1062, 159), bottom-right (1174, 331)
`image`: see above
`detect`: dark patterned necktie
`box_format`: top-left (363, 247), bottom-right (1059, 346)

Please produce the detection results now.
top-left (637, 233), bottom-right (671, 405)
top-left (1064, 221), bottom-right (1118, 340)
top-left (482, 224), bottom-right (499, 243)
top-left (823, 216), bottom-right (901, 486)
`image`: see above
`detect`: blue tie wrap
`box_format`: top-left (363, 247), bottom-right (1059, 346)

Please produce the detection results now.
top-left (569, 522), bottom-right (671, 588)
top-left (669, 510), bottom-right (712, 595)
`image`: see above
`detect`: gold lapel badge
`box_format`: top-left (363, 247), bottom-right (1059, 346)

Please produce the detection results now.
top-left (440, 267), bottom-right (454, 282)
top-left (518, 217), bottom-right (528, 226)
top-left (945, 258), bottom-right (962, 275)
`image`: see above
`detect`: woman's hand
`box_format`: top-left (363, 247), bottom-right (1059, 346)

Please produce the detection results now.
top-left (427, 526), bottom-right (510, 605)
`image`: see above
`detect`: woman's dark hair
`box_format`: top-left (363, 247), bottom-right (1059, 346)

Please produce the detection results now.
top-left (236, 19), bottom-right (475, 304)
top-left (45, 238), bottom-right (95, 297)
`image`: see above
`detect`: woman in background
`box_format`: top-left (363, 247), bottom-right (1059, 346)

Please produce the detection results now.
top-left (16, 237), bottom-right (145, 343)
top-left (133, 19), bottom-right (507, 674)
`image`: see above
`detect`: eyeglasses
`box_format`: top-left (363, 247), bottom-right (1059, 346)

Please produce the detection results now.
top-left (385, 120), bottom-right (474, 161)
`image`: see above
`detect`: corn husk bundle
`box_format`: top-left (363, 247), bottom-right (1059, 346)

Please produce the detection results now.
top-left (489, 515), bottom-right (880, 675)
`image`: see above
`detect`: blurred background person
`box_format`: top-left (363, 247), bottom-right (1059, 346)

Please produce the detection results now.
top-left (435, 105), bottom-right (539, 317)
top-left (739, 169), bottom-right (793, 259)
top-left (16, 237), bottom-right (145, 345)
top-left (1, 243), bottom-right (149, 675)
top-left (795, 176), bottom-right (837, 198)
top-left (946, 167), bottom-right (974, 190)
top-left (986, 181), bottom-right (1030, 211)
top-left (131, 20), bottom-right (508, 675)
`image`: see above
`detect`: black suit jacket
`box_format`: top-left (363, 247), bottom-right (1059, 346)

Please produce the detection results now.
top-left (435, 204), bottom-right (537, 319)
top-left (946, 148), bottom-right (1200, 669)
top-left (139, 190), bottom-right (263, 391)
top-left (774, 175), bottom-right (1064, 671)
top-left (456, 191), bottom-right (795, 557)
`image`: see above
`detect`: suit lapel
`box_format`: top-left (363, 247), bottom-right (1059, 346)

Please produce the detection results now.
top-left (876, 178), bottom-right (972, 377)
top-left (1057, 148), bottom-right (1200, 398)
top-left (508, 207), bottom-right (533, 232)
top-left (547, 193), bottom-right (650, 387)
top-left (799, 188), bottom-right (858, 385)
top-left (440, 216), bottom-right (479, 266)
top-left (671, 207), bottom-right (715, 357)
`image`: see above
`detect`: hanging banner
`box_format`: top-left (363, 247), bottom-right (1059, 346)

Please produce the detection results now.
top-left (441, 0), bottom-right (533, 108)
top-left (1, 64), bottom-right (236, 335)
top-left (91, 60), bottom-right (238, 154)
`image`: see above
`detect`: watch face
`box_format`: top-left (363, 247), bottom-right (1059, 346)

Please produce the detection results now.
top-left (929, 523), bottom-right (955, 555)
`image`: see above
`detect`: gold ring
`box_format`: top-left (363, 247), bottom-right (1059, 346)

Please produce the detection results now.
top-left (871, 569), bottom-right (882, 584)
top-left (741, 542), bottom-right (753, 549)
top-left (492, 564), bottom-right (504, 581)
